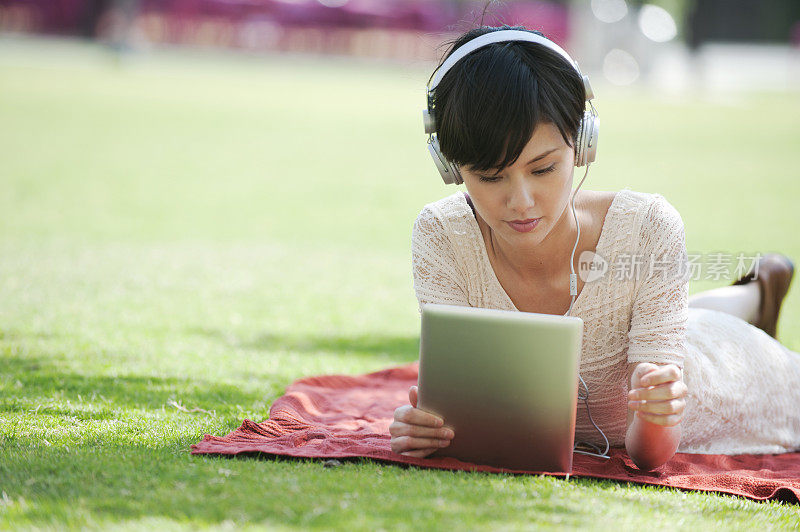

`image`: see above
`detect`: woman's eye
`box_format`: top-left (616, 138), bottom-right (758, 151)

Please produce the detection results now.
top-left (533, 164), bottom-right (557, 175)
top-left (478, 164), bottom-right (556, 183)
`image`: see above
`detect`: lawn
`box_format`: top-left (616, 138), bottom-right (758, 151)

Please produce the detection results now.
top-left (1, 35), bottom-right (799, 530)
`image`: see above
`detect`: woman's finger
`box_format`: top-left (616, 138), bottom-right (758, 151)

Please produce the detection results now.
top-left (389, 421), bottom-right (454, 440)
top-left (409, 386), bottom-right (418, 408)
top-left (395, 405), bottom-right (444, 428)
top-left (628, 398), bottom-right (685, 416)
top-left (400, 447), bottom-right (441, 458)
top-left (634, 410), bottom-right (682, 427)
top-left (638, 365), bottom-right (682, 387)
top-left (392, 435), bottom-right (451, 453)
top-left (629, 380), bottom-right (687, 402)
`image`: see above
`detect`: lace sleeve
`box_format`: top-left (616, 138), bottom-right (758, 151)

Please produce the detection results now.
top-left (411, 205), bottom-right (470, 316)
top-left (626, 195), bottom-right (690, 369)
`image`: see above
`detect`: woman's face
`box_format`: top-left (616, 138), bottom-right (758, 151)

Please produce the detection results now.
top-left (460, 122), bottom-right (576, 250)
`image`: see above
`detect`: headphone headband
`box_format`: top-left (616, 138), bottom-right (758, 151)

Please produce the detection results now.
top-left (428, 30), bottom-right (583, 93)
top-left (424, 29), bottom-right (594, 135)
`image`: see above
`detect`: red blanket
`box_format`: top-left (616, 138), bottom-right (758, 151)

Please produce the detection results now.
top-left (191, 362), bottom-right (800, 504)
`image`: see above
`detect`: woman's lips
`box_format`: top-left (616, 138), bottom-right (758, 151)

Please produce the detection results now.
top-left (506, 218), bottom-right (541, 233)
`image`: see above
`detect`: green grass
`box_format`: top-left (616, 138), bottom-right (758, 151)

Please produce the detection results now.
top-left (1, 36), bottom-right (799, 530)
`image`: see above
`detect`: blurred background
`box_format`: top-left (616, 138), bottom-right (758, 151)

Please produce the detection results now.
top-left (2, 0), bottom-right (800, 90)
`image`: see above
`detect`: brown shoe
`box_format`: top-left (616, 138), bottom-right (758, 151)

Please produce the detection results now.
top-left (732, 253), bottom-right (794, 338)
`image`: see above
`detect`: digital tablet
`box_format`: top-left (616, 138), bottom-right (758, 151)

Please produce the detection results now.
top-left (417, 303), bottom-right (584, 473)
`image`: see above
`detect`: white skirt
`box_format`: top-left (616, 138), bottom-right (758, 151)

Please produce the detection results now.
top-left (679, 307), bottom-right (800, 454)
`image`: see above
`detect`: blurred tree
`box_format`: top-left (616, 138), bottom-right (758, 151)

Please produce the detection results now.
top-left (685, 0), bottom-right (800, 48)
top-left (79, 0), bottom-right (111, 38)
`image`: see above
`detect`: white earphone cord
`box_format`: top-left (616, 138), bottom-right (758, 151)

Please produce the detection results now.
top-left (565, 161), bottom-right (610, 461)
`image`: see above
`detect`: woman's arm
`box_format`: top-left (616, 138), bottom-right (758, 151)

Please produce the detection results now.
top-left (623, 194), bottom-right (691, 470)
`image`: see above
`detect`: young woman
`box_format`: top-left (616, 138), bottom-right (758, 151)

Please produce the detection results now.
top-left (389, 25), bottom-right (798, 471)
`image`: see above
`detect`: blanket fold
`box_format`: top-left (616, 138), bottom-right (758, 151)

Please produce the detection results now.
top-left (191, 362), bottom-right (800, 504)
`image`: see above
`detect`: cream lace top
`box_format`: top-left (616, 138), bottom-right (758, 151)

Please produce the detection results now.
top-left (411, 188), bottom-right (800, 455)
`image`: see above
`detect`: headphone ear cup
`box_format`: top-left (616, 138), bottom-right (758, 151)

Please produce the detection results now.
top-left (450, 161), bottom-right (463, 185)
top-left (575, 110), bottom-right (599, 167)
top-left (427, 136), bottom-right (464, 185)
top-left (575, 117), bottom-right (586, 167)
top-left (588, 114), bottom-right (598, 165)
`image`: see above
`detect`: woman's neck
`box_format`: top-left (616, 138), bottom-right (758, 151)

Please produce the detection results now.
top-left (477, 191), bottom-right (587, 281)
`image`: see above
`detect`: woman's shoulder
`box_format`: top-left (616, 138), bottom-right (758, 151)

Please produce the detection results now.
top-left (579, 189), bottom-right (617, 220)
top-left (631, 190), bottom-right (684, 233)
top-left (616, 189), bottom-right (681, 216)
top-left (617, 190), bottom-right (686, 257)
top-left (415, 191), bottom-right (470, 220)
top-left (584, 189), bottom-right (685, 264)
top-left (596, 188), bottom-right (684, 230)
top-left (413, 191), bottom-right (474, 236)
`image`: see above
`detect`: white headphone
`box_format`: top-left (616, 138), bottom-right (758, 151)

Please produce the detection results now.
top-left (423, 29), bottom-right (599, 185)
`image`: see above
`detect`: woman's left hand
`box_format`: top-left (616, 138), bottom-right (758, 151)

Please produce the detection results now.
top-left (628, 362), bottom-right (688, 427)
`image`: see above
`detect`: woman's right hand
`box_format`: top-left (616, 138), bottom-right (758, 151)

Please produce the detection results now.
top-left (389, 385), bottom-right (455, 458)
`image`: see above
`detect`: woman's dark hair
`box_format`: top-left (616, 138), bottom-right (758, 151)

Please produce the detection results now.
top-left (429, 25), bottom-right (585, 173)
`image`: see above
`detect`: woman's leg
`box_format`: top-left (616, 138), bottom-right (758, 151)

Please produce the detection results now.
top-left (688, 282), bottom-right (761, 325)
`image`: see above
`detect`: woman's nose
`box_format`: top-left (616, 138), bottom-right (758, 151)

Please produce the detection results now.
top-left (507, 183), bottom-right (535, 214)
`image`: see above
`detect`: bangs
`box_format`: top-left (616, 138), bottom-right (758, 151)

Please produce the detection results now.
top-left (432, 29), bottom-right (584, 173)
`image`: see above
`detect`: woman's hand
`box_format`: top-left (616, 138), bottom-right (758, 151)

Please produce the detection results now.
top-left (389, 385), bottom-right (454, 458)
top-left (628, 363), bottom-right (688, 427)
